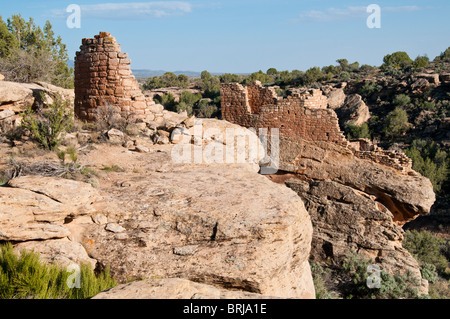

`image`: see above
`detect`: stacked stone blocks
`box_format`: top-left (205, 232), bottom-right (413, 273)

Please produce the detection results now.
top-left (221, 81), bottom-right (347, 146)
top-left (221, 81), bottom-right (414, 173)
top-left (74, 32), bottom-right (155, 122)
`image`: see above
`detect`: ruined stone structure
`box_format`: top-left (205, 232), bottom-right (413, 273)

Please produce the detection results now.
top-left (349, 138), bottom-right (413, 172)
top-left (221, 81), bottom-right (413, 173)
top-left (74, 32), bottom-right (155, 122)
top-left (221, 81), bottom-right (348, 147)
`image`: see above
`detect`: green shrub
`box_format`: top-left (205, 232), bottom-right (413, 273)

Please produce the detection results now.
top-left (382, 51), bottom-right (413, 69)
top-left (403, 230), bottom-right (448, 274)
top-left (142, 72), bottom-right (190, 90)
top-left (310, 263), bottom-right (334, 299)
top-left (196, 101), bottom-right (219, 119)
top-left (393, 94), bottom-right (411, 107)
top-left (241, 70), bottom-right (272, 86)
top-left (359, 81), bottom-right (382, 99)
top-left (421, 264), bottom-right (438, 284)
top-left (0, 243), bottom-right (116, 299)
top-left (413, 55), bottom-right (429, 69)
top-left (341, 252), bottom-right (420, 299)
top-left (303, 67), bottom-right (324, 85)
top-left (21, 94), bottom-right (73, 150)
top-left (405, 140), bottom-right (449, 193)
top-left (346, 123), bottom-right (371, 140)
top-left (153, 93), bottom-right (176, 112)
top-left (383, 107), bottom-right (410, 138)
top-left (220, 73), bottom-right (241, 83)
top-left (434, 47), bottom-right (450, 62)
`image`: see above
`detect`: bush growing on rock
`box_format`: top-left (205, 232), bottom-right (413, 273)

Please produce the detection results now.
top-left (345, 123), bottom-right (371, 140)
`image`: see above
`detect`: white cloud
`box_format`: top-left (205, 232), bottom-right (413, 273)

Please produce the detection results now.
top-left (296, 5), bottom-right (421, 23)
top-left (52, 1), bottom-right (192, 19)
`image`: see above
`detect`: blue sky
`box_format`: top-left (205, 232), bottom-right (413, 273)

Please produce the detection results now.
top-left (1, 1), bottom-right (449, 73)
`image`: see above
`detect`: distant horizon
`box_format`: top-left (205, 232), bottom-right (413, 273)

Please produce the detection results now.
top-left (3, 1), bottom-right (449, 74)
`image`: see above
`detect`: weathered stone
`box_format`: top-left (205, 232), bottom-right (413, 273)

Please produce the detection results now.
top-left (105, 223), bottom-right (126, 233)
top-left (135, 145), bottom-right (149, 153)
top-left (149, 104), bottom-right (164, 114)
top-left (92, 278), bottom-right (281, 299)
top-left (173, 245), bottom-right (198, 256)
top-left (7, 176), bottom-right (100, 215)
top-left (411, 78), bottom-right (430, 91)
top-left (416, 73), bottom-right (440, 85)
top-left (0, 109), bottom-right (15, 120)
top-left (336, 94), bottom-right (370, 126)
top-left (14, 238), bottom-right (97, 269)
top-left (125, 124), bottom-right (140, 136)
top-left (0, 177), bottom-right (99, 241)
top-left (107, 128), bottom-right (125, 144)
top-left (326, 88), bottom-right (346, 109)
top-left (75, 147), bottom-right (314, 299)
top-left (92, 213), bottom-right (108, 225)
top-left (0, 81), bottom-right (35, 112)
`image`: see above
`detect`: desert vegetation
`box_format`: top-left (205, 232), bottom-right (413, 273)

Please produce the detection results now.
top-left (0, 14), bottom-right (73, 88)
top-left (0, 243), bottom-right (116, 299)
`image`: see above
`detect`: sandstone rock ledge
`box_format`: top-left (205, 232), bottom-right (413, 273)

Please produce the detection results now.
top-left (92, 278), bottom-right (281, 299)
top-left (78, 147), bottom-right (314, 298)
top-left (268, 138), bottom-right (435, 294)
top-left (0, 143), bottom-right (315, 299)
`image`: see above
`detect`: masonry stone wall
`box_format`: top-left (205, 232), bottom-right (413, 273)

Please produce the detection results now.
top-left (74, 32), bottom-right (155, 122)
top-left (221, 81), bottom-right (347, 146)
top-left (221, 81), bottom-right (414, 173)
top-left (349, 138), bottom-right (413, 172)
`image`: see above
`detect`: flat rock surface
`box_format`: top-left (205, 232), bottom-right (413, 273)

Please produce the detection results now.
top-left (93, 278), bottom-right (281, 299)
top-left (71, 144), bottom-right (314, 298)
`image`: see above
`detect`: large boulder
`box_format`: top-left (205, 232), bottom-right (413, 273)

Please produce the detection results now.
top-left (70, 145), bottom-right (315, 299)
top-left (336, 94), bottom-right (370, 126)
top-left (268, 138), bottom-right (435, 294)
top-left (14, 238), bottom-right (97, 269)
top-left (326, 88), bottom-right (346, 109)
top-left (0, 80), bottom-right (74, 113)
top-left (0, 81), bottom-right (35, 112)
top-left (0, 176), bottom-right (100, 241)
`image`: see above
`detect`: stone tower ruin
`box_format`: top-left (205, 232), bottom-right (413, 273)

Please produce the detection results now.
top-left (74, 32), bottom-right (155, 122)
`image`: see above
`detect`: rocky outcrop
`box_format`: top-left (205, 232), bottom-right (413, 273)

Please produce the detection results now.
top-left (0, 80), bottom-right (74, 134)
top-left (74, 146), bottom-right (314, 298)
top-left (267, 138), bottom-right (435, 293)
top-left (0, 176), bottom-right (100, 242)
top-left (0, 80), bottom-right (74, 113)
top-left (221, 82), bottom-right (436, 295)
top-left (324, 88), bottom-right (346, 109)
top-left (336, 94), bottom-right (370, 126)
top-left (92, 278), bottom-right (280, 299)
top-left (0, 133), bottom-right (315, 298)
